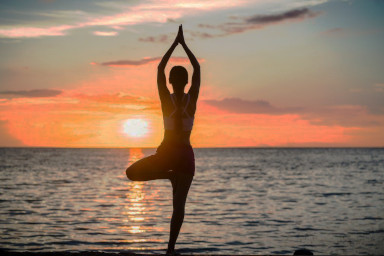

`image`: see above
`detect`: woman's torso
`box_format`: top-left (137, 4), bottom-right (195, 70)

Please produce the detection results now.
top-left (161, 92), bottom-right (196, 146)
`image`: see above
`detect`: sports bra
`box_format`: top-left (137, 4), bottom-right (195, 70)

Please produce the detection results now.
top-left (163, 93), bottom-right (194, 132)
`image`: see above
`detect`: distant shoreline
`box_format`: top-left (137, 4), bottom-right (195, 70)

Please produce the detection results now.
top-left (0, 146), bottom-right (383, 149)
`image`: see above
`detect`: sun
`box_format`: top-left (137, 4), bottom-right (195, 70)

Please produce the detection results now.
top-left (122, 119), bottom-right (149, 138)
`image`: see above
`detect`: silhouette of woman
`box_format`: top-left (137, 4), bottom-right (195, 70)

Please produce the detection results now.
top-left (126, 25), bottom-right (200, 255)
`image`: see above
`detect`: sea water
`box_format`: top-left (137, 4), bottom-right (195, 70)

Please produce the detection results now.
top-left (0, 147), bottom-right (383, 254)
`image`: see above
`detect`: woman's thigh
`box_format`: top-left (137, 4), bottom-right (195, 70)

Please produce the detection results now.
top-left (126, 154), bottom-right (171, 181)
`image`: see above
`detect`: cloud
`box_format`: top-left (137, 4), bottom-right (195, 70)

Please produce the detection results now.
top-left (139, 33), bottom-right (197, 43)
top-left (195, 8), bottom-right (320, 38)
top-left (0, 0), bottom-right (248, 38)
top-left (246, 8), bottom-right (316, 24)
top-left (204, 98), bottom-right (302, 115)
top-left (138, 7), bottom-right (321, 42)
top-left (320, 27), bottom-right (346, 36)
top-left (91, 57), bottom-right (160, 67)
top-left (92, 56), bottom-right (204, 67)
top-left (300, 105), bottom-right (381, 127)
top-left (166, 18), bottom-right (179, 23)
top-left (320, 27), bottom-right (381, 37)
top-left (139, 34), bottom-right (169, 43)
top-left (0, 25), bottom-right (74, 38)
top-left (289, 0), bottom-right (329, 8)
top-left (374, 83), bottom-right (384, 92)
top-left (0, 89), bottom-right (62, 99)
top-left (72, 92), bottom-right (152, 104)
top-left (92, 31), bottom-right (118, 36)
top-left (204, 97), bottom-right (383, 127)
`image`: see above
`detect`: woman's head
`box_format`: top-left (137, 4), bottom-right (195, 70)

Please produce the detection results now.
top-left (169, 66), bottom-right (188, 90)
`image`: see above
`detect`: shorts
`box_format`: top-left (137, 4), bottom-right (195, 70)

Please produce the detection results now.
top-left (151, 142), bottom-right (195, 176)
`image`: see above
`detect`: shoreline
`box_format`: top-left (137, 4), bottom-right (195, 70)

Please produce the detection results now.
top-left (0, 251), bottom-right (315, 256)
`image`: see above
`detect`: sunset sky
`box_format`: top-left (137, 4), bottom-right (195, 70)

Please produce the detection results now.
top-left (1, 0), bottom-right (383, 147)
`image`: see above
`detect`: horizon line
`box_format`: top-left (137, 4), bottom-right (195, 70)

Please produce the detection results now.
top-left (1, 146), bottom-right (383, 149)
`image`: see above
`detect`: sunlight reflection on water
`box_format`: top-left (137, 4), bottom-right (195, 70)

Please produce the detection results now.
top-left (0, 147), bottom-right (383, 254)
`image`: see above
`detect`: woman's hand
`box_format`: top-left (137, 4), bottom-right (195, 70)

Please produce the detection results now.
top-left (172, 32), bottom-right (179, 46)
top-left (177, 25), bottom-right (185, 46)
top-left (171, 25), bottom-right (181, 45)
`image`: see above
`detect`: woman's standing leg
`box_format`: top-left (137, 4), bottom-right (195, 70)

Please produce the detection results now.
top-left (167, 172), bottom-right (194, 253)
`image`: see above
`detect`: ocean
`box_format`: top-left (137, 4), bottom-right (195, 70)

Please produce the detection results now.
top-left (0, 147), bottom-right (383, 255)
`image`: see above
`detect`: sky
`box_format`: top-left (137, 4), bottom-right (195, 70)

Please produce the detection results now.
top-left (0, 0), bottom-right (383, 148)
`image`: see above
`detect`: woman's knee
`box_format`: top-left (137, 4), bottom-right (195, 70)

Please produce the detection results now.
top-left (126, 164), bottom-right (137, 181)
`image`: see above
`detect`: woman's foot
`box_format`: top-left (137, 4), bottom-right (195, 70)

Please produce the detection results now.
top-left (166, 248), bottom-right (180, 256)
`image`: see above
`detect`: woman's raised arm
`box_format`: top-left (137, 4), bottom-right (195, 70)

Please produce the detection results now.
top-left (157, 38), bottom-right (178, 101)
top-left (178, 25), bottom-right (201, 101)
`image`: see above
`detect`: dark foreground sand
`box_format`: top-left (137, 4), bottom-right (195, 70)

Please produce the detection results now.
top-left (0, 252), bottom-right (136, 256)
top-left (0, 252), bottom-right (250, 256)
top-left (0, 253), bottom-right (315, 256)
top-left (0, 252), bottom-right (282, 256)
top-left (0, 252), bottom-right (254, 256)
top-left (0, 252), bottom-right (143, 256)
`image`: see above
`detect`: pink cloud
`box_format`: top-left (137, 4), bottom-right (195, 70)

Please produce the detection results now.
top-left (92, 31), bottom-right (118, 36)
top-left (0, 25), bottom-right (74, 38)
top-left (0, 0), bottom-right (249, 38)
top-left (195, 8), bottom-right (321, 38)
top-left (92, 56), bottom-right (205, 67)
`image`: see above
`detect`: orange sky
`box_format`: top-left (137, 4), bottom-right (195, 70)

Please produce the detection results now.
top-left (1, 59), bottom-right (380, 147)
top-left (0, 0), bottom-right (383, 147)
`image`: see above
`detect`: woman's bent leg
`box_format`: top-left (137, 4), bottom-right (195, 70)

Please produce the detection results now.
top-left (126, 155), bottom-right (170, 181)
top-left (167, 172), bottom-right (194, 252)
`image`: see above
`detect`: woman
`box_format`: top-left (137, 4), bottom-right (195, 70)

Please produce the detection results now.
top-left (126, 25), bottom-right (200, 255)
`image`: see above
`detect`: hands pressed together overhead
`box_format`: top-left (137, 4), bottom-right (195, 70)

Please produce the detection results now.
top-left (174, 25), bottom-right (186, 46)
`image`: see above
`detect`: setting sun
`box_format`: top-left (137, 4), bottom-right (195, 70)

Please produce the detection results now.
top-left (122, 119), bottom-right (149, 138)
